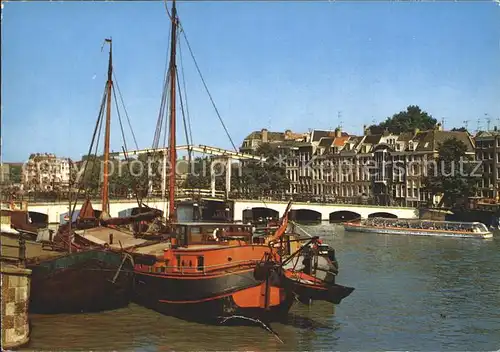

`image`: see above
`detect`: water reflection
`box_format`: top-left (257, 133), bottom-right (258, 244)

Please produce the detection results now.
top-left (26, 225), bottom-right (500, 351)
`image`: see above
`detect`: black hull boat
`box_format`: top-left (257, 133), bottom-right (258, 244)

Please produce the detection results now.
top-left (132, 254), bottom-right (295, 323)
top-left (27, 249), bottom-right (134, 314)
top-left (284, 272), bottom-right (355, 305)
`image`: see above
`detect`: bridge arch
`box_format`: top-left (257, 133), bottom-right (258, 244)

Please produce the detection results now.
top-left (242, 207), bottom-right (279, 223)
top-left (368, 212), bottom-right (398, 219)
top-left (290, 209), bottom-right (322, 223)
top-left (28, 211), bottom-right (49, 227)
top-left (329, 210), bottom-right (361, 223)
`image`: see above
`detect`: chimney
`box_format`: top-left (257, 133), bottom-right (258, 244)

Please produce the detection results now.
top-left (261, 128), bottom-right (268, 143)
top-left (363, 125), bottom-right (370, 136)
top-left (334, 127), bottom-right (342, 138)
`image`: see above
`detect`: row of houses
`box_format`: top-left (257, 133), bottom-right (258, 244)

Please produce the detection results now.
top-left (240, 125), bottom-right (478, 207)
top-left (5, 125), bottom-right (495, 207)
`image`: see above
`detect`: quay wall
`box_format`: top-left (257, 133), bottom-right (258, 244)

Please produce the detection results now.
top-left (1, 265), bottom-right (31, 349)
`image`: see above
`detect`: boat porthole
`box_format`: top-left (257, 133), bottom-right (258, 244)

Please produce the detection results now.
top-left (228, 257), bottom-right (232, 262)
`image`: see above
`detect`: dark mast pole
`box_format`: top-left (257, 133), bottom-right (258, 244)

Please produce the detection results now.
top-left (102, 38), bottom-right (112, 217)
top-left (168, 0), bottom-right (178, 223)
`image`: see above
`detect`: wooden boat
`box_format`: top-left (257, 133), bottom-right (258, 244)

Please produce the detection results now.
top-left (27, 249), bottom-right (134, 314)
top-left (130, 210), bottom-right (354, 322)
top-left (26, 40), bottom-right (136, 314)
top-left (282, 270), bottom-right (354, 305)
top-left (131, 221), bottom-right (293, 322)
top-left (1, 201), bottom-right (41, 241)
top-left (344, 217), bottom-right (493, 239)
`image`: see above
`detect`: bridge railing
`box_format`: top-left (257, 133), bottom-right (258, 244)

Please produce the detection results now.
top-left (3, 191), bottom-right (425, 207)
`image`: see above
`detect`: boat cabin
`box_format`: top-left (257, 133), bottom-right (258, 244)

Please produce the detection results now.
top-left (133, 222), bottom-right (275, 275)
top-left (171, 222), bottom-right (253, 247)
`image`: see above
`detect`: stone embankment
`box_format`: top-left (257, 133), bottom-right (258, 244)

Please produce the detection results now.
top-left (1, 264), bottom-right (32, 349)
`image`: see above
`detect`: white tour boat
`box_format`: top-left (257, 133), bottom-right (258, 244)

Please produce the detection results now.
top-left (343, 217), bottom-right (493, 239)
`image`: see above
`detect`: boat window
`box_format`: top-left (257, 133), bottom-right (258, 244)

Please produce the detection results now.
top-left (189, 227), bottom-right (203, 243)
top-left (177, 227), bottom-right (188, 246)
top-left (197, 256), bottom-right (204, 271)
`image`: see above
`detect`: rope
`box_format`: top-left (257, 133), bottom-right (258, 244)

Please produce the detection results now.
top-left (178, 38), bottom-right (194, 163)
top-left (175, 66), bottom-right (192, 158)
top-left (178, 19), bottom-right (237, 152)
top-left (112, 84), bottom-right (129, 154)
top-left (112, 71), bottom-right (139, 150)
top-left (70, 83), bottom-right (108, 216)
top-left (152, 22), bottom-right (172, 150)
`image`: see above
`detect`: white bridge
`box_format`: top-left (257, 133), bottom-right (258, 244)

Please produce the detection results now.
top-left (22, 145), bottom-right (418, 223)
top-left (111, 144), bottom-right (265, 200)
top-left (26, 198), bottom-right (418, 224)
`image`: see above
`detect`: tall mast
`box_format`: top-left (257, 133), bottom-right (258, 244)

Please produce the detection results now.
top-left (102, 38), bottom-right (113, 218)
top-left (168, 0), bottom-right (178, 223)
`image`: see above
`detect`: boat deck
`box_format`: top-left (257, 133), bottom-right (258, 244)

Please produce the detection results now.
top-left (1, 234), bottom-right (62, 262)
top-left (175, 244), bottom-right (227, 250)
top-left (133, 242), bottom-right (170, 256)
top-left (77, 227), bottom-right (148, 249)
top-left (132, 243), bottom-right (229, 257)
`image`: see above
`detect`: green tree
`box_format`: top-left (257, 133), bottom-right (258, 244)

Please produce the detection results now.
top-left (9, 165), bottom-right (22, 184)
top-left (232, 143), bottom-right (290, 198)
top-left (184, 157), bottom-right (211, 190)
top-left (369, 105), bottom-right (437, 134)
top-left (451, 127), bottom-right (468, 133)
top-left (423, 137), bottom-right (478, 207)
top-left (78, 158), bottom-right (102, 196)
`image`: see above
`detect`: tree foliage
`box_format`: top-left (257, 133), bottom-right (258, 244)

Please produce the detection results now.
top-left (74, 153), bottom-right (163, 199)
top-left (231, 143), bottom-right (290, 198)
top-left (182, 143), bottom-right (290, 199)
top-left (451, 127), bottom-right (468, 133)
top-left (423, 137), bottom-right (478, 207)
top-left (369, 105), bottom-right (437, 134)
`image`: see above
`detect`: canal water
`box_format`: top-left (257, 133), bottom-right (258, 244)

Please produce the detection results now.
top-left (25, 224), bottom-right (500, 351)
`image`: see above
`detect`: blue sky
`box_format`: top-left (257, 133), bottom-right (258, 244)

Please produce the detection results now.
top-left (2, 1), bottom-right (500, 162)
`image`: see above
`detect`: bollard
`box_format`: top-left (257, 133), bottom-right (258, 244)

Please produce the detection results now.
top-left (18, 237), bottom-right (26, 267)
top-left (109, 233), bottom-right (114, 245)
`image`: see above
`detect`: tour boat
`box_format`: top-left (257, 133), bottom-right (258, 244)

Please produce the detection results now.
top-left (343, 217), bottom-right (493, 239)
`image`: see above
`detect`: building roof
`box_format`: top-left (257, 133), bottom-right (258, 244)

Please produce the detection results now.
top-left (318, 137), bottom-right (334, 148)
top-left (243, 130), bottom-right (285, 142)
top-left (475, 130), bottom-right (500, 139)
top-left (333, 136), bottom-right (350, 147)
top-left (398, 132), bottom-right (416, 142)
top-left (414, 130), bottom-right (474, 152)
top-left (311, 130), bottom-right (332, 142)
top-left (363, 134), bottom-right (382, 145)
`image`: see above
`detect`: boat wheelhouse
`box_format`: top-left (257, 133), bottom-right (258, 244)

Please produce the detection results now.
top-left (344, 217), bottom-right (493, 239)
